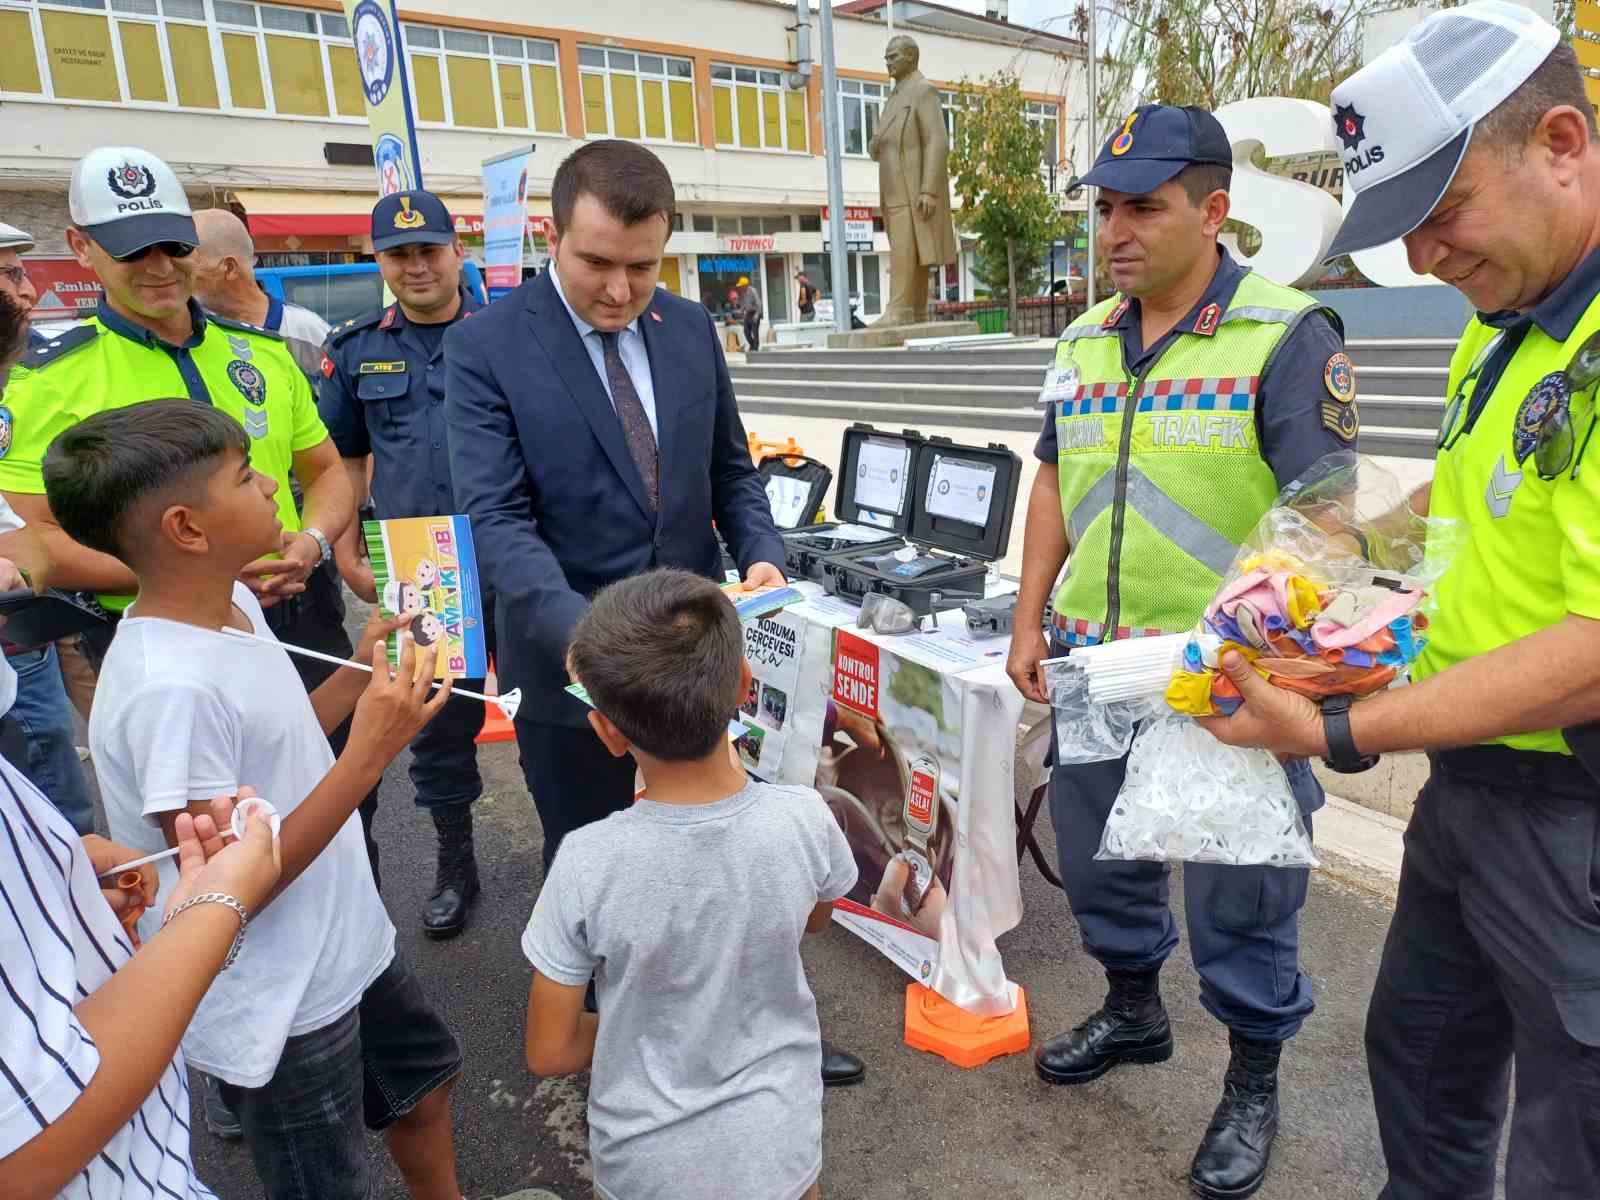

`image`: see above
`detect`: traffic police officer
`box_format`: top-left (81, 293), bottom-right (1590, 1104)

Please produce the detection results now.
top-left (1006, 105), bottom-right (1357, 1199)
top-left (1203, 6), bottom-right (1600, 1196)
top-left (319, 189), bottom-right (486, 939)
top-left (0, 147), bottom-right (352, 633)
top-left (0, 147), bottom-right (357, 1144)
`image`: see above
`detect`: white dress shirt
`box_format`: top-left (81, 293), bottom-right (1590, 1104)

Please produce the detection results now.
top-left (548, 263), bottom-right (658, 438)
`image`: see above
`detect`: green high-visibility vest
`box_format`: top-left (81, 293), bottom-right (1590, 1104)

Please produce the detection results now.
top-left (1049, 272), bottom-right (1328, 644)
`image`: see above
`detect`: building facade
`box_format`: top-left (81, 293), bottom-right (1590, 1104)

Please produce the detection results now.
top-left (0, 0), bottom-right (1081, 326)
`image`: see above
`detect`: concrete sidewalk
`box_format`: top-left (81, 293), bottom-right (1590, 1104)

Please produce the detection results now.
top-left (189, 738), bottom-right (1407, 1200)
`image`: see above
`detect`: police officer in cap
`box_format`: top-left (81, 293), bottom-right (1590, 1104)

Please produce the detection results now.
top-left (1006, 105), bottom-right (1357, 1198)
top-left (1203, 4), bottom-right (1600, 1195)
top-left (319, 189), bottom-right (488, 939)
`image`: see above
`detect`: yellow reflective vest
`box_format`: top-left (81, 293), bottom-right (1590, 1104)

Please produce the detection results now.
top-left (1050, 272), bottom-right (1329, 643)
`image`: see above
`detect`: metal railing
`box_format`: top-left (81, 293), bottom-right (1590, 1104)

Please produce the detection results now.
top-left (931, 295), bottom-right (1086, 340)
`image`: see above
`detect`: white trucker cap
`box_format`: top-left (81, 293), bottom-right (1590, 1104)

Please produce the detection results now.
top-left (68, 146), bottom-right (197, 259)
top-left (1326, 1), bottom-right (1560, 261)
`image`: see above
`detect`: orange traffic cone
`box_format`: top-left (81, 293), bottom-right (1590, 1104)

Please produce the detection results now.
top-left (475, 659), bottom-right (516, 744)
top-left (903, 983), bottom-right (1030, 1069)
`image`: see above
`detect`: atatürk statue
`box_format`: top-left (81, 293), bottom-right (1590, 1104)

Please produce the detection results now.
top-left (868, 34), bottom-right (960, 326)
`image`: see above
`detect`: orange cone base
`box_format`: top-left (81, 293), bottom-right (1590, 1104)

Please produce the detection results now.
top-left (903, 983), bottom-right (1030, 1069)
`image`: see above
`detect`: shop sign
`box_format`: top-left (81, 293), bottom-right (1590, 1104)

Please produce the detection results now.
top-left (821, 205), bottom-right (874, 252)
top-left (721, 235), bottom-right (775, 253)
top-left (24, 257), bottom-right (101, 320)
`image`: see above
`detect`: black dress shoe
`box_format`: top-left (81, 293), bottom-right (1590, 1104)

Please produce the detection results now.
top-left (423, 803), bottom-right (480, 940)
top-left (1034, 967), bottom-right (1173, 1085)
top-left (820, 1040), bottom-right (865, 1087)
top-left (1189, 1032), bottom-right (1281, 1200)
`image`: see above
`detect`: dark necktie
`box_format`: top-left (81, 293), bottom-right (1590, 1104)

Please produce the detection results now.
top-left (598, 330), bottom-right (659, 510)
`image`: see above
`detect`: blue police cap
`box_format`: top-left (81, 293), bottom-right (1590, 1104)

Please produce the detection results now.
top-left (370, 190), bottom-right (456, 252)
top-left (1072, 104), bottom-right (1233, 195)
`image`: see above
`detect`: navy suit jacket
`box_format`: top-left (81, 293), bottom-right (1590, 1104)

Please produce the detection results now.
top-left (444, 271), bottom-right (784, 729)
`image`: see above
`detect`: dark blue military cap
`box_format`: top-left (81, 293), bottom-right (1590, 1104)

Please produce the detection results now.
top-left (370, 190), bottom-right (456, 252)
top-left (1073, 104), bottom-right (1233, 195)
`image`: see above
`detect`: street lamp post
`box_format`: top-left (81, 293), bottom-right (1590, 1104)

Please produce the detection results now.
top-left (1043, 138), bottom-right (1058, 337)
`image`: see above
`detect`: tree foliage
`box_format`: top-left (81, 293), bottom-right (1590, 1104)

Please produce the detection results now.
top-left (1071, 0), bottom-right (1417, 148)
top-left (947, 71), bottom-right (1064, 315)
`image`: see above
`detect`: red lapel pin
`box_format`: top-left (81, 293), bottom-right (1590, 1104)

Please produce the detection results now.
top-left (650, 311), bottom-right (662, 323)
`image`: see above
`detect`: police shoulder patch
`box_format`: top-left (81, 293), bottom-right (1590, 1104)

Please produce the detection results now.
top-left (208, 312), bottom-right (282, 341)
top-left (1323, 351), bottom-right (1357, 404)
top-left (0, 405), bottom-right (13, 460)
top-left (19, 324), bottom-right (98, 372)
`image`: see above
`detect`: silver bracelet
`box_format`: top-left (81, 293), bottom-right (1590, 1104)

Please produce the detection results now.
top-left (162, 892), bottom-right (249, 971)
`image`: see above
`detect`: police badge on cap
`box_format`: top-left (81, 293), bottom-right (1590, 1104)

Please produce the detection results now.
top-left (68, 146), bottom-right (198, 260)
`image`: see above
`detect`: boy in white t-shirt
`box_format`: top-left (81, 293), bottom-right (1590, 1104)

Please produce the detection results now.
top-left (522, 569), bottom-right (857, 1200)
top-left (43, 401), bottom-right (460, 1200)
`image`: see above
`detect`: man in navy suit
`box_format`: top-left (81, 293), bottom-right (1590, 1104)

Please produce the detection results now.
top-left (445, 141), bottom-right (863, 1085)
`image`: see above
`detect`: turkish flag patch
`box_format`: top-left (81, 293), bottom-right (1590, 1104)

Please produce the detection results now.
top-left (320, 354), bottom-right (335, 379)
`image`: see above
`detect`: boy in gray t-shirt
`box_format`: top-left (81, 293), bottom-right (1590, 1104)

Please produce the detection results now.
top-left (522, 569), bottom-right (856, 1200)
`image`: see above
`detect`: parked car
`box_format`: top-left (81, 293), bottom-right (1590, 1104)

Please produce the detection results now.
top-left (257, 260), bottom-right (488, 327)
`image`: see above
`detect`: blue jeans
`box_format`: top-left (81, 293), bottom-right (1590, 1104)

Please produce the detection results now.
top-left (8, 644), bottom-right (93, 834)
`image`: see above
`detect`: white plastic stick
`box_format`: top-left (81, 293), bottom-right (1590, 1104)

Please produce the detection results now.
top-left (218, 627), bottom-right (521, 719)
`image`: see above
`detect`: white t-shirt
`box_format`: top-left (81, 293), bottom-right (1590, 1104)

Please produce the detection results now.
top-left (88, 583), bottom-right (394, 1088)
top-left (0, 756), bottom-right (215, 1199)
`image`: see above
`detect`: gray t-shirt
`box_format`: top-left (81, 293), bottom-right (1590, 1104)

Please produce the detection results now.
top-left (521, 780), bottom-right (857, 1200)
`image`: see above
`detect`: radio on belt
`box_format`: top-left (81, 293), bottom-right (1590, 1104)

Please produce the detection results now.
top-left (777, 424), bottom-right (923, 586)
top-left (825, 433), bottom-right (1021, 618)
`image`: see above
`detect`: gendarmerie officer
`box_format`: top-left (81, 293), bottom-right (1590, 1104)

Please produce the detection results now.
top-left (318, 190), bottom-right (487, 940)
top-left (1006, 105), bottom-right (1358, 1199)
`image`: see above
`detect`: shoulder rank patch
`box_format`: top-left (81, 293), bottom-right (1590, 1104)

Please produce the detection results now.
top-left (1193, 302), bottom-right (1222, 337)
top-left (1321, 398), bottom-right (1359, 442)
top-left (19, 323), bottom-right (98, 372)
top-left (226, 359), bottom-right (268, 407)
top-left (1101, 297), bottom-right (1131, 329)
top-left (208, 312), bottom-right (280, 341)
top-left (1323, 351), bottom-right (1357, 404)
top-left (328, 307), bottom-right (389, 345)
top-left (358, 360), bottom-right (407, 374)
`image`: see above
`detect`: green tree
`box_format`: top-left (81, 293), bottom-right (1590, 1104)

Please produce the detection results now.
top-left (947, 71), bottom-right (1063, 326)
top-left (1071, 0), bottom-right (1421, 151)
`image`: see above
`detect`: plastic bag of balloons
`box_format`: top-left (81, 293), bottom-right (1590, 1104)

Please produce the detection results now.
top-left (1165, 451), bottom-right (1466, 718)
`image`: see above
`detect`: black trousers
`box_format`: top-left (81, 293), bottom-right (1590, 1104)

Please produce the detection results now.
top-left (514, 721), bottom-right (635, 873)
top-left (1366, 745), bottom-right (1600, 1199)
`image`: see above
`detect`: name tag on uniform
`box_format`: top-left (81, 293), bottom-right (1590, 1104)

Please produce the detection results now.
top-left (359, 361), bottom-right (408, 375)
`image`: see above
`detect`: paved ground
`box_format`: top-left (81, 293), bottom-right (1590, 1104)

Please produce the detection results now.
top-left (185, 733), bottom-right (1405, 1200)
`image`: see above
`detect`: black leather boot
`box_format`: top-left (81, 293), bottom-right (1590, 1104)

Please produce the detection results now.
top-left (1189, 1032), bottom-right (1281, 1199)
top-left (422, 803), bottom-right (480, 939)
top-left (1034, 967), bottom-right (1173, 1085)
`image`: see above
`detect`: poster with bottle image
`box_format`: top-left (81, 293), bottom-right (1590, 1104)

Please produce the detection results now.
top-left (815, 629), bottom-right (963, 985)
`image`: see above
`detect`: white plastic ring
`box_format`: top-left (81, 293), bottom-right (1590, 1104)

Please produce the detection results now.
top-left (231, 796), bottom-right (282, 840)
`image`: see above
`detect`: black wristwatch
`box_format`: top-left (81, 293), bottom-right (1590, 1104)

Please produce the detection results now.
top-left (1320, 694), bottom-right (1379, 774)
